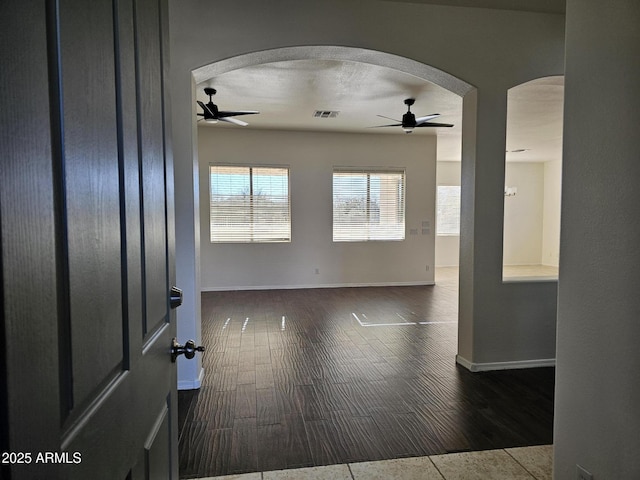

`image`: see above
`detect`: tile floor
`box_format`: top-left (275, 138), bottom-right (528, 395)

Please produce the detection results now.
top-left (198, 445), bottom-right (552, 480)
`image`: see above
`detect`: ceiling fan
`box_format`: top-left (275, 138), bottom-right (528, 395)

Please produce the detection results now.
top-left (197, 87), bottom-right (259, 126)
top-left (373, 98), bottom-right (453, 133)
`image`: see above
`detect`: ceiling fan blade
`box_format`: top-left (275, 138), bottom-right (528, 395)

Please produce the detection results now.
top-left (220, 116), bottom-right (249, 127)
top-left (217, 110), bottom-right (259, 118)
top-left (197, 100), bottom-right (216, 118)
top-left (368, 123), bottom-right (403, 128)
top-left (415, 114), bottom-right (441, 124)
top-left (415, 122), bottom-right (454, 127)
top-left (376, 114), bottom-right (402, 123)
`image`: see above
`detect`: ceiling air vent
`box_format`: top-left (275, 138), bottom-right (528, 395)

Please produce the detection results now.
top-left (313, 110), bottom-right (339, 118)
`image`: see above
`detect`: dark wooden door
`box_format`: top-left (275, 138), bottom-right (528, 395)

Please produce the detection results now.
top-left (1, 0), bottom-right (178, 478)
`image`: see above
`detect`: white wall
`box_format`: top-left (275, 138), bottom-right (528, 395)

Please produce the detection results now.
top-left (199, 128), bottom-right (436, 290)
top-left (542, 158), bottom-right (561, 266)
top-left (554, 1), bottom-right (640, 478)
top-left (436, 160), bottom-right (560, 269)
top-left (503, 162), bottom-right (545, 265)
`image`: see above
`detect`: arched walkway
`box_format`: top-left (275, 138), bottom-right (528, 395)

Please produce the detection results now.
top-left (192, 46), bottom-right (474, 96)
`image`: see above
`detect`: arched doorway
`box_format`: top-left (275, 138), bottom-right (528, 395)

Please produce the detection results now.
top-left (191, 46), bottom-right (474, 96)
top-left (178, 46), bottom-right (501, 477)
top-left (186, 43), bottom-right (476, 333)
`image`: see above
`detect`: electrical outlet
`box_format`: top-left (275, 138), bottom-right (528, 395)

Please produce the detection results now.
top-left (577, 465), bottom-right (593, 480)
top-left (314, 268), bottom-right (319, 275)
top-left (426, 265), bottom-right (430, 271)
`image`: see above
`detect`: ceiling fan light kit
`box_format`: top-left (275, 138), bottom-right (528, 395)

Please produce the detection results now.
top-left (402, 98), bottom-right (416, 133)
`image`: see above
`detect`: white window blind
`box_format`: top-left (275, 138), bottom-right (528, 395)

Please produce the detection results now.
top-left (436, 185), bottom-right (461, 235)
top-left (333, 169), bottom-right (405, 241)
top-left (210, 165), bottom-right (290, 243)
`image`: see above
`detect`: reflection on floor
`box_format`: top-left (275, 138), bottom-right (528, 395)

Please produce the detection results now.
top-left (178, 268), bottom-right (554, 478)
top-left (200, 444), bottom-right (552, 479)
top-left (502, 264), bottom-right (559, 280)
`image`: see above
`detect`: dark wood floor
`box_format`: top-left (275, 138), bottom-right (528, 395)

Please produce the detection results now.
top-left (178, 270), bottom-right (554, 478)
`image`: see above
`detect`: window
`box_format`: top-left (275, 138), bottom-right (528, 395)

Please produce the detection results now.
top-left (333, 168), bottom-right (405, 241)
top-left (436, 185), bottom-right (461, 235)
top-left (209, 165), bottom-right (290, 243)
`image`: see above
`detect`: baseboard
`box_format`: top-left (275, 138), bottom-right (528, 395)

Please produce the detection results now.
top-left (202, 281), bottom-right (435, 292)
top-left (177, 367), bottom-right (204, 391)
top-left (502, 276), bottom-right (558, 283)
top-left (456, 355), bottom-right (556, 372)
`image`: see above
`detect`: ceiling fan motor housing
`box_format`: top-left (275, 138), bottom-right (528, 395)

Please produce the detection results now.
top-left (206, 102), bottom-right (219, 118)
top-left (402, 112), bottom-right (416, 130)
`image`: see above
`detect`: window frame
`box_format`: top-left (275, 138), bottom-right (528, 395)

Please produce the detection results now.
top-left (332, 167), bottom-right (406, 242)
top-left (208, 163), bottom-right (291, 244)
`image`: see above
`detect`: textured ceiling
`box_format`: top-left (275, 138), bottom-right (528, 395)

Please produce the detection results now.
top-left (197, 60), bottom-right (563, 163)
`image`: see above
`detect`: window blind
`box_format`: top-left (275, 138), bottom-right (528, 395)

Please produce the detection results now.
top-left (436, 185), bottom-right (461, 235)
top-left (210, 165), bottom-right (290, 243)
top-left (333, 169), bottom-right (405, 241)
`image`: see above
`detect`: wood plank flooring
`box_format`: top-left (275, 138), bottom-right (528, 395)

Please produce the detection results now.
top-left (178, 270), bottom-right (554, 478)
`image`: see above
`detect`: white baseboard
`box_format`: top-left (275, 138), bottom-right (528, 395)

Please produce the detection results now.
top-left (502, 276), bottom-right (558, 283)
top-left (177, 367), bottom-right (204, 391)
top-left (202, 281), bottom-right (435, 292)
top-left (456, 355), bottom-right (555, 372)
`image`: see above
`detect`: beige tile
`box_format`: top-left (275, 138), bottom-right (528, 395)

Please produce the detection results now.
top-left (505, 445), bottom-right (553, 480)
top-left (430, 449), bottom-right (536, 480)
top-left (199, 473), bottom-right (262, 480)
top-left (263, 464), bottom-right (352, 480)
top-left (350, 456), bottom-right (445, 480)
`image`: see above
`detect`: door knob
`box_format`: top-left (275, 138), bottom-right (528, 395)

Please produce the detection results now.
top-left (171, 338), bottom-right (205, 362)
top-left (170, 286), bottom-right (183, 309)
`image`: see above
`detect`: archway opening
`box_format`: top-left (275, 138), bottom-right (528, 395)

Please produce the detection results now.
top-left (185, 46), bottom-right (472, 473)
top-left (177, 45), bottom-right (558, 479)
top-left (191, 46), bottom-right (472, 306)
top-left (502, 76), bottom-right (564, 281)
